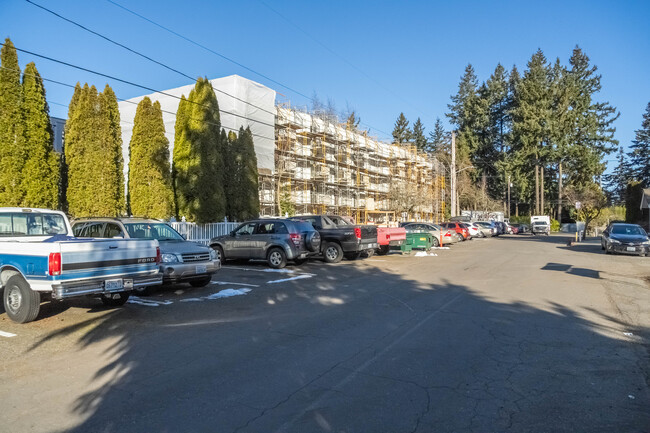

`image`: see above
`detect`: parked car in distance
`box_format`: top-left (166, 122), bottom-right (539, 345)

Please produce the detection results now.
top-left (459, 223), bottom-right (477, 239)
top-left (290, 215), bottom-right (377, 262)
top-left (73, 218), bottom-right (220, 290)
top-left (375, 226), bottom-right (407, 255)
top-left (440, 222), bottom-right (469, 241)
top-left (2, 208), bottom-right (162, 323)
top-left (210, 219), bottom-right (320, 269)
top-left (474, 221), bottom-right (496, 237)
top-left (601, 223), bottom-right (650, 256)
top-left (401, 222), bottom-right (456, 247)
top-left (508, 223), bottom-right (520, 234)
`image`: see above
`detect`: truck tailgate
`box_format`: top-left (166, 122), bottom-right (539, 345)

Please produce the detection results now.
top-left (57, 238), bottom-right (159, 280)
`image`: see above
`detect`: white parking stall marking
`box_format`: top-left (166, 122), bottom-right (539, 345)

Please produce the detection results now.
top-left (0, 330), bottom-right (17, 338)
top-left (266, 274), bottom-right (314, 284)
top-left (204, 288), bottom-right (251, 299)
top-left (222, 266), bottom-right (295, 274)
top-left (210, 281), bottom-right (260, 287)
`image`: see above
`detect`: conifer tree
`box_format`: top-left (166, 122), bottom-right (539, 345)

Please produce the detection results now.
top-left (102, 85), bottom-right (126, 213)
top-left (172, 77), bottom-right (225, 222)
top-left (21, 63), bottom-right (59, 208)
top-left (412, 118), bottom-right (427, 151)
top-left (223, 129), bottom-right (239, 220)
top-left (603, 146), bottom-right (631, 204)
top-left (392, 113), bottom-right (411, 144)
top-left (628, 102), bottom-right (650, 186)
top-left (0, 38), bottom-right (25, 206)
top-left (428, 118), bottom-right (449, 154)
top-left (446, 64), bottom-right (480, 164)
top-left (65, 84), bottom-right (124, 217)
top-left (128, 97), bottom-right (174, 218)
top-left (238, 127), bottom-right (260, 219)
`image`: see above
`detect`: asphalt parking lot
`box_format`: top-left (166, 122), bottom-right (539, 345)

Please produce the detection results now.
top-left (1, 234), bottom-right (650, 433)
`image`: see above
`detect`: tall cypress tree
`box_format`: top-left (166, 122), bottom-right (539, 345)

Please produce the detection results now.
top-left (411, 118), bottom-right (427, 151)
top-left (239, 126), bottom-right (260, 220)
top-left (21, 62), bottom-right (59, 209)
top-left (629, 102), bottom-right (650, 186)
top-left (102, 85), bottom-right (126, 214)
top-left (0, 38), bottom-right (25, 206)
top-left (128, 97), bottom-right (174, 218)
top-left (172, 77), bottom-right (225, 222)
top-left (223, 129), bottom-right (238, 220)
top-left (391, 113), bottom-right (411, 144)
top-left (65, 84), bottom-right (124, 217)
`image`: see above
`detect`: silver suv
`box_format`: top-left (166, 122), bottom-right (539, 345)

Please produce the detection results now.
top-left (72, 218), bottom-right (220, 290)
top-left (209, 219), bottom-right (321, 269)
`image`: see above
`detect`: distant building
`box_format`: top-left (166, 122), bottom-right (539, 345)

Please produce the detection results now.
top-left (50, 116), bottom-right (65, 153)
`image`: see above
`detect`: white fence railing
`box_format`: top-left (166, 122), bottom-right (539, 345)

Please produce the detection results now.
top-left (170, 222), bottom-right (239, 245)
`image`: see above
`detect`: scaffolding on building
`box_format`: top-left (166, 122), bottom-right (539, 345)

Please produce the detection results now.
top-left (259, 104), bottom-right (445, 224)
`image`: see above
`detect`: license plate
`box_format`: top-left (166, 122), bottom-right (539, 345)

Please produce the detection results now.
top-left (196, 265), bottom-right (207, 274)
top-left (626, 247), bottom-right (636, 252)
top-left (105, 278), bottom-right (123, 290)
top-left (124, 279), bottom-right (133, 290)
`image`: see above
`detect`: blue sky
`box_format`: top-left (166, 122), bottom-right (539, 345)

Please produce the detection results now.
top-left (1, 0), bottom-right (649, 170)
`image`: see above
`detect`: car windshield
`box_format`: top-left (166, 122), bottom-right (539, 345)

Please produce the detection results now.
top-left (533, 221), bottom-right (547, 226)
top-left (611, 225), bottom-right (646, 236)
top-left (124, 223), bottom-right (184, 241)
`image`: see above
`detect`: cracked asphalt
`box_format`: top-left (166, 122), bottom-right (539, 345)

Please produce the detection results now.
top-left (1, 234), bottom-right (649, 432)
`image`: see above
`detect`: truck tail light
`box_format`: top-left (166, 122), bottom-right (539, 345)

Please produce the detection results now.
top-left (290, 233), bottom-right (301, 246)
top-left (354, 228), bottom-right (362, 239)
top-left (48, 252), bottom-right (61, 276)
top-left (156, 247), bottom-right (162, 264)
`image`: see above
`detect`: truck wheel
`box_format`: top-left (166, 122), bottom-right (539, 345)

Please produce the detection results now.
top-left (3, 275), bottom-right (40, 323)
top-left (190, 276), bottom-right (212, 288)
top-left (323, 242), bottom-right (343, 263)
top-left (364, 248), bottom-right (375, 258)
top-left (101, 291), bottom-right (130, 307)
top-left (267, 248), bottom-right (287, 269)
top-left (376, 245), bottom-right (390, 256)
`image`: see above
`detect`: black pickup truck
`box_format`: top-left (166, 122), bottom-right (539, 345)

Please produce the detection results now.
top-left (289, 215), bottom-right (378, 263)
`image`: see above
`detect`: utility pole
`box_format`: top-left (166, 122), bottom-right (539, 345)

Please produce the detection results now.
top-left (450, 131), bottom-right (456, 217)
top-left (507, 175), bottom-right (511, 219)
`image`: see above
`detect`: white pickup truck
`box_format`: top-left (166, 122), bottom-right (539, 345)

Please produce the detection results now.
top-left (531, 215), bottom-right (551, 236)
top-left (0, 208), bottom-right (162, 323)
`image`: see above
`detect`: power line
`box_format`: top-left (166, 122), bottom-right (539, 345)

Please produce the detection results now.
top-left (5, 43), bottom-right (278, 131)
top-left (2, 64), bottom-right (270, 141)
top-left (103, 0), bottom-right (393, 139)
top-left (24, 0), bottom-right (280, 120)
top-left (257, 0), bottom-right (434, 122)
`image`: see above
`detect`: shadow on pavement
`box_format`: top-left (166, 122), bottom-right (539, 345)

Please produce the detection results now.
top-left (18, 260), bottom-right (650, 433)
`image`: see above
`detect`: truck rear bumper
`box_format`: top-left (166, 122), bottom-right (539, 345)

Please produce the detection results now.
top-left (51, 274), bottom-right (163, 299)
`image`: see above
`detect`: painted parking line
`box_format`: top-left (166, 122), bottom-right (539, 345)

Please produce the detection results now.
top-left (210, 281), bottom-right (260, 287)
top-left (266, 274), bottom-right (314, 284)
top-left (0, 330), bottom-right (17, 338)
top-left (222, 266), bottom-right (295, 274)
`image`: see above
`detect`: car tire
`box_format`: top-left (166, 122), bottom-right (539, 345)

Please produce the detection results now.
top-left (364, 248), bottom-right (375, 258)
top-left (323, 242), bottom-right (343, 264)
top-left (456, 234), bottom-right (463, 242)
top-left (376, 245), bottom-right (390, 256)
top-left (211, 245), bottom-right (226, 264)
top-left (267, 248), bottom-right (287, 269)
top-left (3, 274), bottom-right (40, 324)
top-left (431, 237), bottom-right (440, 248)
top-left (190, 276), bottom-right (212, 288)
top-left (101, 291), bottom-right (130, 307)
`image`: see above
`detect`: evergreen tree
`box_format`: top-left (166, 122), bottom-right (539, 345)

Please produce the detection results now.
top-left (446, 64), bottom-right (480, 164)
top-left (564, 47), bottom-right (618, 186)
top-left (628, 102), bottom-right (650, 185)
top-left (102, 85), bottom-right (126, 214)
top-left (603, 146), bottom-right (631, 204)
top-left (428, 117), bottom-right (448, 154)
top-left (238, 127), bottom-right (260, 220)
top-left (0, 38), bottom-right (25, 206)
top-left (172, 77), bottom-right (225, 222)
top-left (128, 97), bottom-right (174, 218)
top-left (392, 112), bottom-right (411, 144)
top-left (21, 62), bottom-right (59, 209)
top-left (412, 118), bottom-right (427, 151)
top-left (65, 84), bottom-right (124, 217)
top-left (223, 129), bottom-right (238, 220)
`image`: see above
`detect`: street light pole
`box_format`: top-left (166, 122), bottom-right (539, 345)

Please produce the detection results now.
top-left (450, 131), bottom-right (456, 217)
top-left (507, 175), bottom-right (511, 219)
